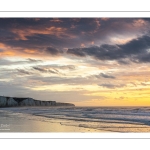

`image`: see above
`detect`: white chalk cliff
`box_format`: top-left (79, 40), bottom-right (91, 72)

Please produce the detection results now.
top-left (7, 97), bottom-right (18, 106)
top-left (0, 96), bottom-right (75, 107)
top-left (0, 96), bottom-right (7, 107)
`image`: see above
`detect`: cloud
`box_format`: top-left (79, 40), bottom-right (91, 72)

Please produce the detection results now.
top-left (95, 73), bottom-right (115, 79)
top-left (48, 69), bottom-right (59, 74)
top-left (0, 58), bottom-right (42, 66)
top-left (27, 58), bottom-right (42, 63)
top-left (58, 65), bottom-right (75, 70)
top-left (33, 67), bottom-right (47, 72)
top-left (32, 64), bottom-right (76, 73)
top-left (99, 83), bottom-right (125, 89)
top-left (117, 59), bottom-right (131, 65)
top-left (45, 46), bottom-right (61, 55)
top-left (140, 82), bottom-right (150, 86)
top-left (67, 35), bottom-right (150, 63)
top-left (17, 69), bottom-right (31, 75)
top-left (0, 18), bottom-right (149, 59)
top-left (33, 66), bottom-right (59, 74)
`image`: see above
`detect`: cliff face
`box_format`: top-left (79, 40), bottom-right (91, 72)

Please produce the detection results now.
top-left (0, 96), bottom-right (75, 107)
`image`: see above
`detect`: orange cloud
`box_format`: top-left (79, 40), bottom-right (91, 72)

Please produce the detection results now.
top-left (24, 49), bottom-right (39, 54)
top-left (0, 43), bottom-right (5, 48)
top-left (101, 18), bottom-right (109, 21)
top-left (80, 43), bottom-right (85, 47)
top-left (133, 19), bottom-right (147, 27)
top-left (11, 26), bottom-right (68, 40)
top-left (0, 42), bottom-right (41, 58)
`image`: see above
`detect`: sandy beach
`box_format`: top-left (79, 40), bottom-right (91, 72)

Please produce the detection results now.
top-left (0, 109), bottom-right (104, 132)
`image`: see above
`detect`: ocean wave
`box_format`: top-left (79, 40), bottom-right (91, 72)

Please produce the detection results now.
top-left (1, 106), bottom-right (150, 132)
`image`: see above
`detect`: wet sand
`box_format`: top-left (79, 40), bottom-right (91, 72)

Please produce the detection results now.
top-left (0, 110), bottom-right (105, 132)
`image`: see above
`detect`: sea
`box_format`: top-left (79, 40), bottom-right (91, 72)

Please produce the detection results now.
top-left (1, 106), bottom-right (150, 132)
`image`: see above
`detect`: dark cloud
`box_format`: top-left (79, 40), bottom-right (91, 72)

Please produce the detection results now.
top-left (0, 18), bottom-right (49, 29)
top-left (17, 69), bottom-right (31, 75)
top-left (33, 67), bottom-right (47, 72)
top-left (33, 66), bottom-right (59, 74)
top-left (1, 18), bottom-right (149, 57)
top-left (133, 53), bottom-right (150, 63)
top-left (120, 35), bottom-right (150, 55)
top-left (32, 64), bottom-right (76, 71)
top-left (117, 59), bottom-right (131, 65)
top-left (67, 45), bottom-right (121, 59)
top-left (45, 47), bottom-right (61, 55)
top-left (67, 35), bottom-right (150, 63)
top-left (27, 58), bottom-right (42, 63)
top-left (99, 83), bottom-right (125, 89)
top-left (48, 69), bottom-right (59, 74)
top-left (95, 73), bottom-right (115, 79)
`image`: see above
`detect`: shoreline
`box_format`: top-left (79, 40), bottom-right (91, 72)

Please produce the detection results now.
top-left (0, 109), bottom-right (107, 132)
top-left (1, 107), bottom-right (150, 132)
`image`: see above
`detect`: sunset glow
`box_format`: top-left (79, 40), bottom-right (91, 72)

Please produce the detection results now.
top-left (1, 18), bottom-right (150, 106)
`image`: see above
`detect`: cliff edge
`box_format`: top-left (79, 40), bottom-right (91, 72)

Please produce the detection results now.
top-left (0, 96), bottom-right (75, 107)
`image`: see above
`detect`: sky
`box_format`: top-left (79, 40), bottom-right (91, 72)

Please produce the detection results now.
top-left (0, 18), bottom-right (150, 106)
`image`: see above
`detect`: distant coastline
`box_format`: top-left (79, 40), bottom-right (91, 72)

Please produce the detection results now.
top-left (0, 96), bottom-right (75, 107)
